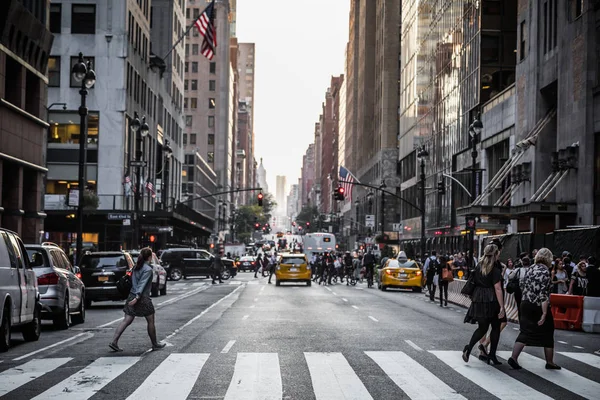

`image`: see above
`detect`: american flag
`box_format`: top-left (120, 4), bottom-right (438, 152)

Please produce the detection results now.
top-left (339, 166), bottom-right (358, 201)
top-left (194, 0), bottom-right (217, 60)
top-left (123, 170), bottom-right (133, 196)
top-left (145, 179), bottom-right (156, 198)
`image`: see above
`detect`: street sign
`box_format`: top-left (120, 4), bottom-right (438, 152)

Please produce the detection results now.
top-left (392, 223), bottom-right (402, 232)
top-left (68, 189), bottom-right (79, 207)
top-left (141, 225), bottom-right (173, 233)
top-left (108, 213), bottom-right (130, 220)
top-left (129, 160), bottom-right (147, 167)
top-left (365, 215), bottom-right (375, 228)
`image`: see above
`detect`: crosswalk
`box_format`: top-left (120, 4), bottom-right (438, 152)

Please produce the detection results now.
top-left (0, 350), bottom-right (598, 399)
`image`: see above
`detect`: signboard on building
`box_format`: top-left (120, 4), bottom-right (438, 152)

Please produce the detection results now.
top-left (392, 223), bottom-right (403, 232)
top-left (108, 213), bottom-right (130, 220)
top-left (68, 190), bottom-right (79, 207)
top-left (365, 215), bottom-right (375, 228)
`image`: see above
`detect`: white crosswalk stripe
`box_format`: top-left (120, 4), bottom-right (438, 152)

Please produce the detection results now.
top-left (498, 351), bottom-right (600, 400)
top-left (32, 356), bottom-right (140, 399)
top-left (127, 354), bottom-right (209, 400)
top-left (1, 349), bottom-right (599, 399)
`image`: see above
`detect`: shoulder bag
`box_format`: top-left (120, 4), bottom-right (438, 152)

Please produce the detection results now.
top-left (460, 270), bottom-right (476, 297)
top-left (117, 271), bottom-right (133, 296)
top-left (506, 268), bottom-right (521, 294)
top-left (442, 266), bottom-right (454, 282)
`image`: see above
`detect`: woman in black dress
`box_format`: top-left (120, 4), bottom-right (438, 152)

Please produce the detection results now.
top-left (508, 247), bottom-right (560, 370)
top-left (462, 244), bottom-right (505, 365)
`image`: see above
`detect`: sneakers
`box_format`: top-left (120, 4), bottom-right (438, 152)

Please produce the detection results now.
top-left (152, 342), bottom-right (167, 351)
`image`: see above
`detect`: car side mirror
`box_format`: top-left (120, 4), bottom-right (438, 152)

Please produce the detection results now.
top-left (29, 252), bottom-right (44, 267)
top-left (73, 266), bottom-right (81, 274)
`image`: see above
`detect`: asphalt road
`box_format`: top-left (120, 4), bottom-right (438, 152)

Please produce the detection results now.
top-left (1, 272), bottom-right (599, 399)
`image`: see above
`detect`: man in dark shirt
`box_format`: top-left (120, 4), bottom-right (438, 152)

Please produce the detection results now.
top-left (212, 251), bottom-right (224, 284)
top-left (586, 256), bottom-right (600, 297)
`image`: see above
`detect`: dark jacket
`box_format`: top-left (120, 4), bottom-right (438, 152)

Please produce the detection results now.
top-left (586, 264), bottom-right (600, 297)
top-left (212, 255), bottom-right (223, 272)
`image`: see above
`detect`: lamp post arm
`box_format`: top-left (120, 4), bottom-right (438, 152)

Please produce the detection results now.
top-left (178, 187), bottom-right (263, 205)
top-left (338, 180), bottom-right (423, 213)
top-left (441, 173), bottom-right (472, 197)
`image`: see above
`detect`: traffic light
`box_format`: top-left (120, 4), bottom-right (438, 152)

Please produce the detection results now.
top-left (334, 186), bottom-right (345, 201)
top-left (306, 221), bottom-right (310, 227)
top-left (437, 181), bottom-right (445, 195)
top-left (254, 223), bottom-right (260, 231)
top-left (257, 192), bottom-right (264, 206)
top-left (292, 221), bottom-right (296, 227)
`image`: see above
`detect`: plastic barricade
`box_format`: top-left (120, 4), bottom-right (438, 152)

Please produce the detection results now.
top-left (550, 294), bottom-right (584, 331)
top-left (582, 296), bottom-right (600, 333)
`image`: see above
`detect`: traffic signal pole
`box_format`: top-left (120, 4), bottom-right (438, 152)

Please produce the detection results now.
top-left (178, 187), bottom-right (264, 206)
top-left (338, 180), bottom-right (422, 214)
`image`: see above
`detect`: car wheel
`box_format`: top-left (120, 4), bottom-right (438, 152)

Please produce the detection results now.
top-left (151, 283), bottom-right (159, 297)
top-left (412, 287), bottom-right (422, 293)
top-left (160, 282), bottom-right (167, 296)
top-left (307, 280), bottom-right (311, 287)
top-left (275, 280), bottom-right (281, 286)
top-left (72, 293), bottom-right (86, 324)
top-left (169, 268), bottom-right (183, 281)
top-left (221, 270), bottom-right (231, 280)
top-left (0, 306), bottom-right (11, 352)
top-left (54, 297), bottom-right (70, 330)
top-left (22, 305), bottom-right (41, 342)
top-left (381, 285), bottom-right (387, 291)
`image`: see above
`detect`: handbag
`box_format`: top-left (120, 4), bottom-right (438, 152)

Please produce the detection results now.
top-left (461, 273), bottom-right (476, 297)
top-left (442, 267), bottom-right (454, 282)
top-left (506, 269), bottom-right (521, 294)
top-left (117, 273), bottom-right (133, 296)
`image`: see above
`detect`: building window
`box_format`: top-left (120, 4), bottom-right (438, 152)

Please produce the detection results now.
top-left (209, 98), bottom-right (215, 109)
top-left (193, 8), bottom-right (200, 18)
top-left (208, 133), bottom-right (214, 145)
top-left (519, 21), bottom-right (527, 61)
top-left (192, 62), bottom-right (198, 73)
top-left (192, 44), bottom-right (199, 55)
top-left (50, 4), bottom-right (61, 33)
top-left (207, 152), bottom-right (214, 163)
top-left (191, 79), bottom-right (198, 90)
top-left (183, 133), bottom-right (188, 145)
top-left (184, 80), bottom-right (188, 90)
top-left (571, 0), bottom-right (583, 19)
top-left (185, 44), bottom-right (189, 56)
top-left (208, 116), bottom-right (215, 127)
top-left (48, 56), bottom-right (60, 87)
top-left (48, 112), bottom-right (99, 144)
top-left (190, 133), bottom-right (197, 144)
top-left (209, 80), bottom-right (216, 91)
top-left (209, 62), bottom-right (216, 73)
top-left (70, 56), bottom-right (95, 87)
top-left (186, 8), bottom-right (190, 19)
top-left (71, 4), bottom-right (96, 34)
top-left (184, 98), bottom-right (188, 108)
top-left (191, 98), bottom-right (197, 109)
top-left (186, 116), bottom-right (192, 126)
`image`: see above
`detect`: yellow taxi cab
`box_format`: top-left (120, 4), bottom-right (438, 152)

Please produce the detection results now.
top-left (378, 251), bottom-right (422, 292)
top-left (275, 253), bottom-right (311, 286)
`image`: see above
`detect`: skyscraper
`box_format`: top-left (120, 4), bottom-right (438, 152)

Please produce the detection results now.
top-left (276, 176), bottom-right (287, 214)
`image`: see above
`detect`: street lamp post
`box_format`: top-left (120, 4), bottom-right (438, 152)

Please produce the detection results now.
top-left (469, 117), bottom-right (483, 268)
top-left (132, 112), bottom-right (149, 250)
top-left (354, 199), bottom-right (359, 235)
top-left (417, 146), bottom-right (429, 261)
top-left (380, 180), bottom-right (387, 237)
top-left (163, 140), bottom-right (173, 211)
top-left (71, 53), bottom-right (96, 265)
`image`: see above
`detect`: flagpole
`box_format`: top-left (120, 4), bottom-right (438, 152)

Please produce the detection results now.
top-left (162, 0), bottom-right (215, 62)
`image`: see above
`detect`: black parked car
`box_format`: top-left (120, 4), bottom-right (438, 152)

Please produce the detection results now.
top-left (160, 248), bottom-right (236, 281)
top-left (79, 251), bottom-right (134, 307)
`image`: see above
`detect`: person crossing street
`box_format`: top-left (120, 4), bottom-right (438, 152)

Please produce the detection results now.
top-left (212, 251), bottom-right (224, 284)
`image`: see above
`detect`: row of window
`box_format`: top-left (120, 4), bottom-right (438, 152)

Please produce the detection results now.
top-left (49, 4), bottom-right (96, 34)
top-left (128, 12), bottom-right (150, 62)
top-left (184, 97), bottom-right (216, 110)
top-left (183, 133), bottom-right (214, 146)
top-left (184, 115), bottom-right (215, 127)
top-left (47, 55), bottom-right (96, 88)
top-left (135, 0), bottom-right (151, 20)
top-left (185, 61), bottom-right (216, 74)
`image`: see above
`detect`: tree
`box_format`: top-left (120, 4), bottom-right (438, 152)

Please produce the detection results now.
top-left (234, 192), bottom-right (277, 244)
top-left (295, 205), bottom-right (320, 229)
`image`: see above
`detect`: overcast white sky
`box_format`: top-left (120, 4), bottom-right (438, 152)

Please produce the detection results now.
top-left (236, 0), bottom-right (350, 195)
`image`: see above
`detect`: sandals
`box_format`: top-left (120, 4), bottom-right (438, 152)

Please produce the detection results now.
top-left (109, 343), bottom-right (123, 352)
top-left (478, 344), bottom-right (489, 357)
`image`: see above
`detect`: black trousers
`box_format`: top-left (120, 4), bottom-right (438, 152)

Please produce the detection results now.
top-left (468, 318), bottom-right (501, 357)
top-left (439, 281), bottom-right (449, 304)
top-left (426, 279), bottom-right (436, 300)
top-left (212, 270), bottom-right (222, 283)
top-left (268, 265), bottom-right (275, 282)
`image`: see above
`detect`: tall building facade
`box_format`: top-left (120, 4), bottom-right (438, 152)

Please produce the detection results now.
top-left (256, 158), bottom-right (268, 194)
top-left (237, 42), bottom-right (256, 204)
top-left (275, 175), bottom-right (287, 214)
top-left (0, 0), bottom-right (53, 243)
top-left (344, 0), bottom-right (360, 174)
top-left (301, 144), bottom-right (315, 207)
top-left (320, 76), bottom-right (343, 214)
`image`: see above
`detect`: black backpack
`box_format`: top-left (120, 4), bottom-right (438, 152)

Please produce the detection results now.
top-left (427, 258), bottom-right (439, 278)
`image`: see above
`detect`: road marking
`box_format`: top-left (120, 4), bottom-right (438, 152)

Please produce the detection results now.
top-left (332, 292), bottom-right (337, 296)
top-left (498, 351), bottom-right (600, 399)
top-left (249, 305), bottom-right (255, 308)
top-left (366, 351), bottom-right (465, 399)
top-left (126, 354), bottom-right (208, 400)
top-left (559, 352), bottom-right (600, 369)
top-left (192, 282), bottom-right (207, 286)
top-left (33, 357), bottom-right (139, 400)
top-left (242, 315), bottom-right (249, 320)
top-left (431, 351), bottom-right (551, 400)
top-left (573, 345), bottom-right (584, 349)
top-left (254, 298), bottom-right (258, 301)
top-left (260, 286), bottom-right (265, 292)
top-left (164, 285), bottom-right (244, 341)
top-left (224, 353), bottom-right (282, 400)
top-left (513, 327), bottom-right (519, 331)
top-left (325, 287), bottom-right (332, 292)
top-left (558, 340), bottom-right (568, 344)
top-left (305, 352), bottom-right (373, 399)
top-left (0, 358), bottom-right (72, 396)
top-left (342, 298), bottom-right (348, 302)
top-left (455, 310), bottom-right (462, 313)
top-left (352, 305), bottom-right (359, 310)
top-left (368, 316), bottom-right (379, 322)
top-left (404, 340), bottom-right (423, 352)
top-left (221, 340), bottom-right (236, 354)
top-left (13, 333), bottom-right (93, 361)
top-left (157, 285), bottom-right (211, 307)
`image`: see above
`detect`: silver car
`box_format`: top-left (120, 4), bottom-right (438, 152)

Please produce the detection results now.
top-left (25, 243), bottom-right (85, 329)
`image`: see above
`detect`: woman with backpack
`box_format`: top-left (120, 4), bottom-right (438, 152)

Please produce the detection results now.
top-left (109, 247), bottom-right (166, 352)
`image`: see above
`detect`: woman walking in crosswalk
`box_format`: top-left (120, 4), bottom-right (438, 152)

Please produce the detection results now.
top-left (109, 247), bottom-right (166, 352)
top-left (462, 244), bottom-right (505, 365)
top-left (508, 247), bottom-right (560, 370)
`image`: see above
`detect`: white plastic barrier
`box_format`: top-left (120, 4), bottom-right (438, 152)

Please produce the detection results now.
top-left (582, 296), bottom-right (600, 333)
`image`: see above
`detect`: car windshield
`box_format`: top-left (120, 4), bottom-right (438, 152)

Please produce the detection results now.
top-left (241, 257), bottom-right (254, 261)
top-left (25, 249), bottom-right (45, 267)
top-left (281, 257), bottom-right (306, 265)
top-left (80, 255), bottom-right (128, 269)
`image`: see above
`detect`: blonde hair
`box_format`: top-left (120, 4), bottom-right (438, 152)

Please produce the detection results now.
top-left (479, 244), bottom-right (498, 276)
top-left (534, 248), bottom-right (553, 268)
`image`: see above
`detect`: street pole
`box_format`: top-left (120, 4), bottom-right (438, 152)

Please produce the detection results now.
top-left (380, 181), bottom-right (386, 237)
top-left (71, 53), bottom-right (95, 265)
top-left (131, 113), bottom-right (148, 250)
top-left (417, 147), bottom-right (429, 262)
top-left (469, 118), bottom-right (483, 269)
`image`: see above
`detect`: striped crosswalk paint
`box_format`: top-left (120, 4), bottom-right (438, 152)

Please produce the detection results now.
top-left (0, 358), bottom-right (72, 397)
top-left (366, 351), bottom-right (465, 399)
top-left (32, 356), bottom-right (140, 400)
top-left (305, 352), bottom-right (373, 400)
top-left (127, 354), bottom-right (209, 400)
top-left (431, 351), bottom-right (551, 400)
top-left (224, 353), bottom-right (282, 399)
top-left (498, 351), bottom-right (600, 400)
top-left (558, 352), bottom-right (600, 369)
